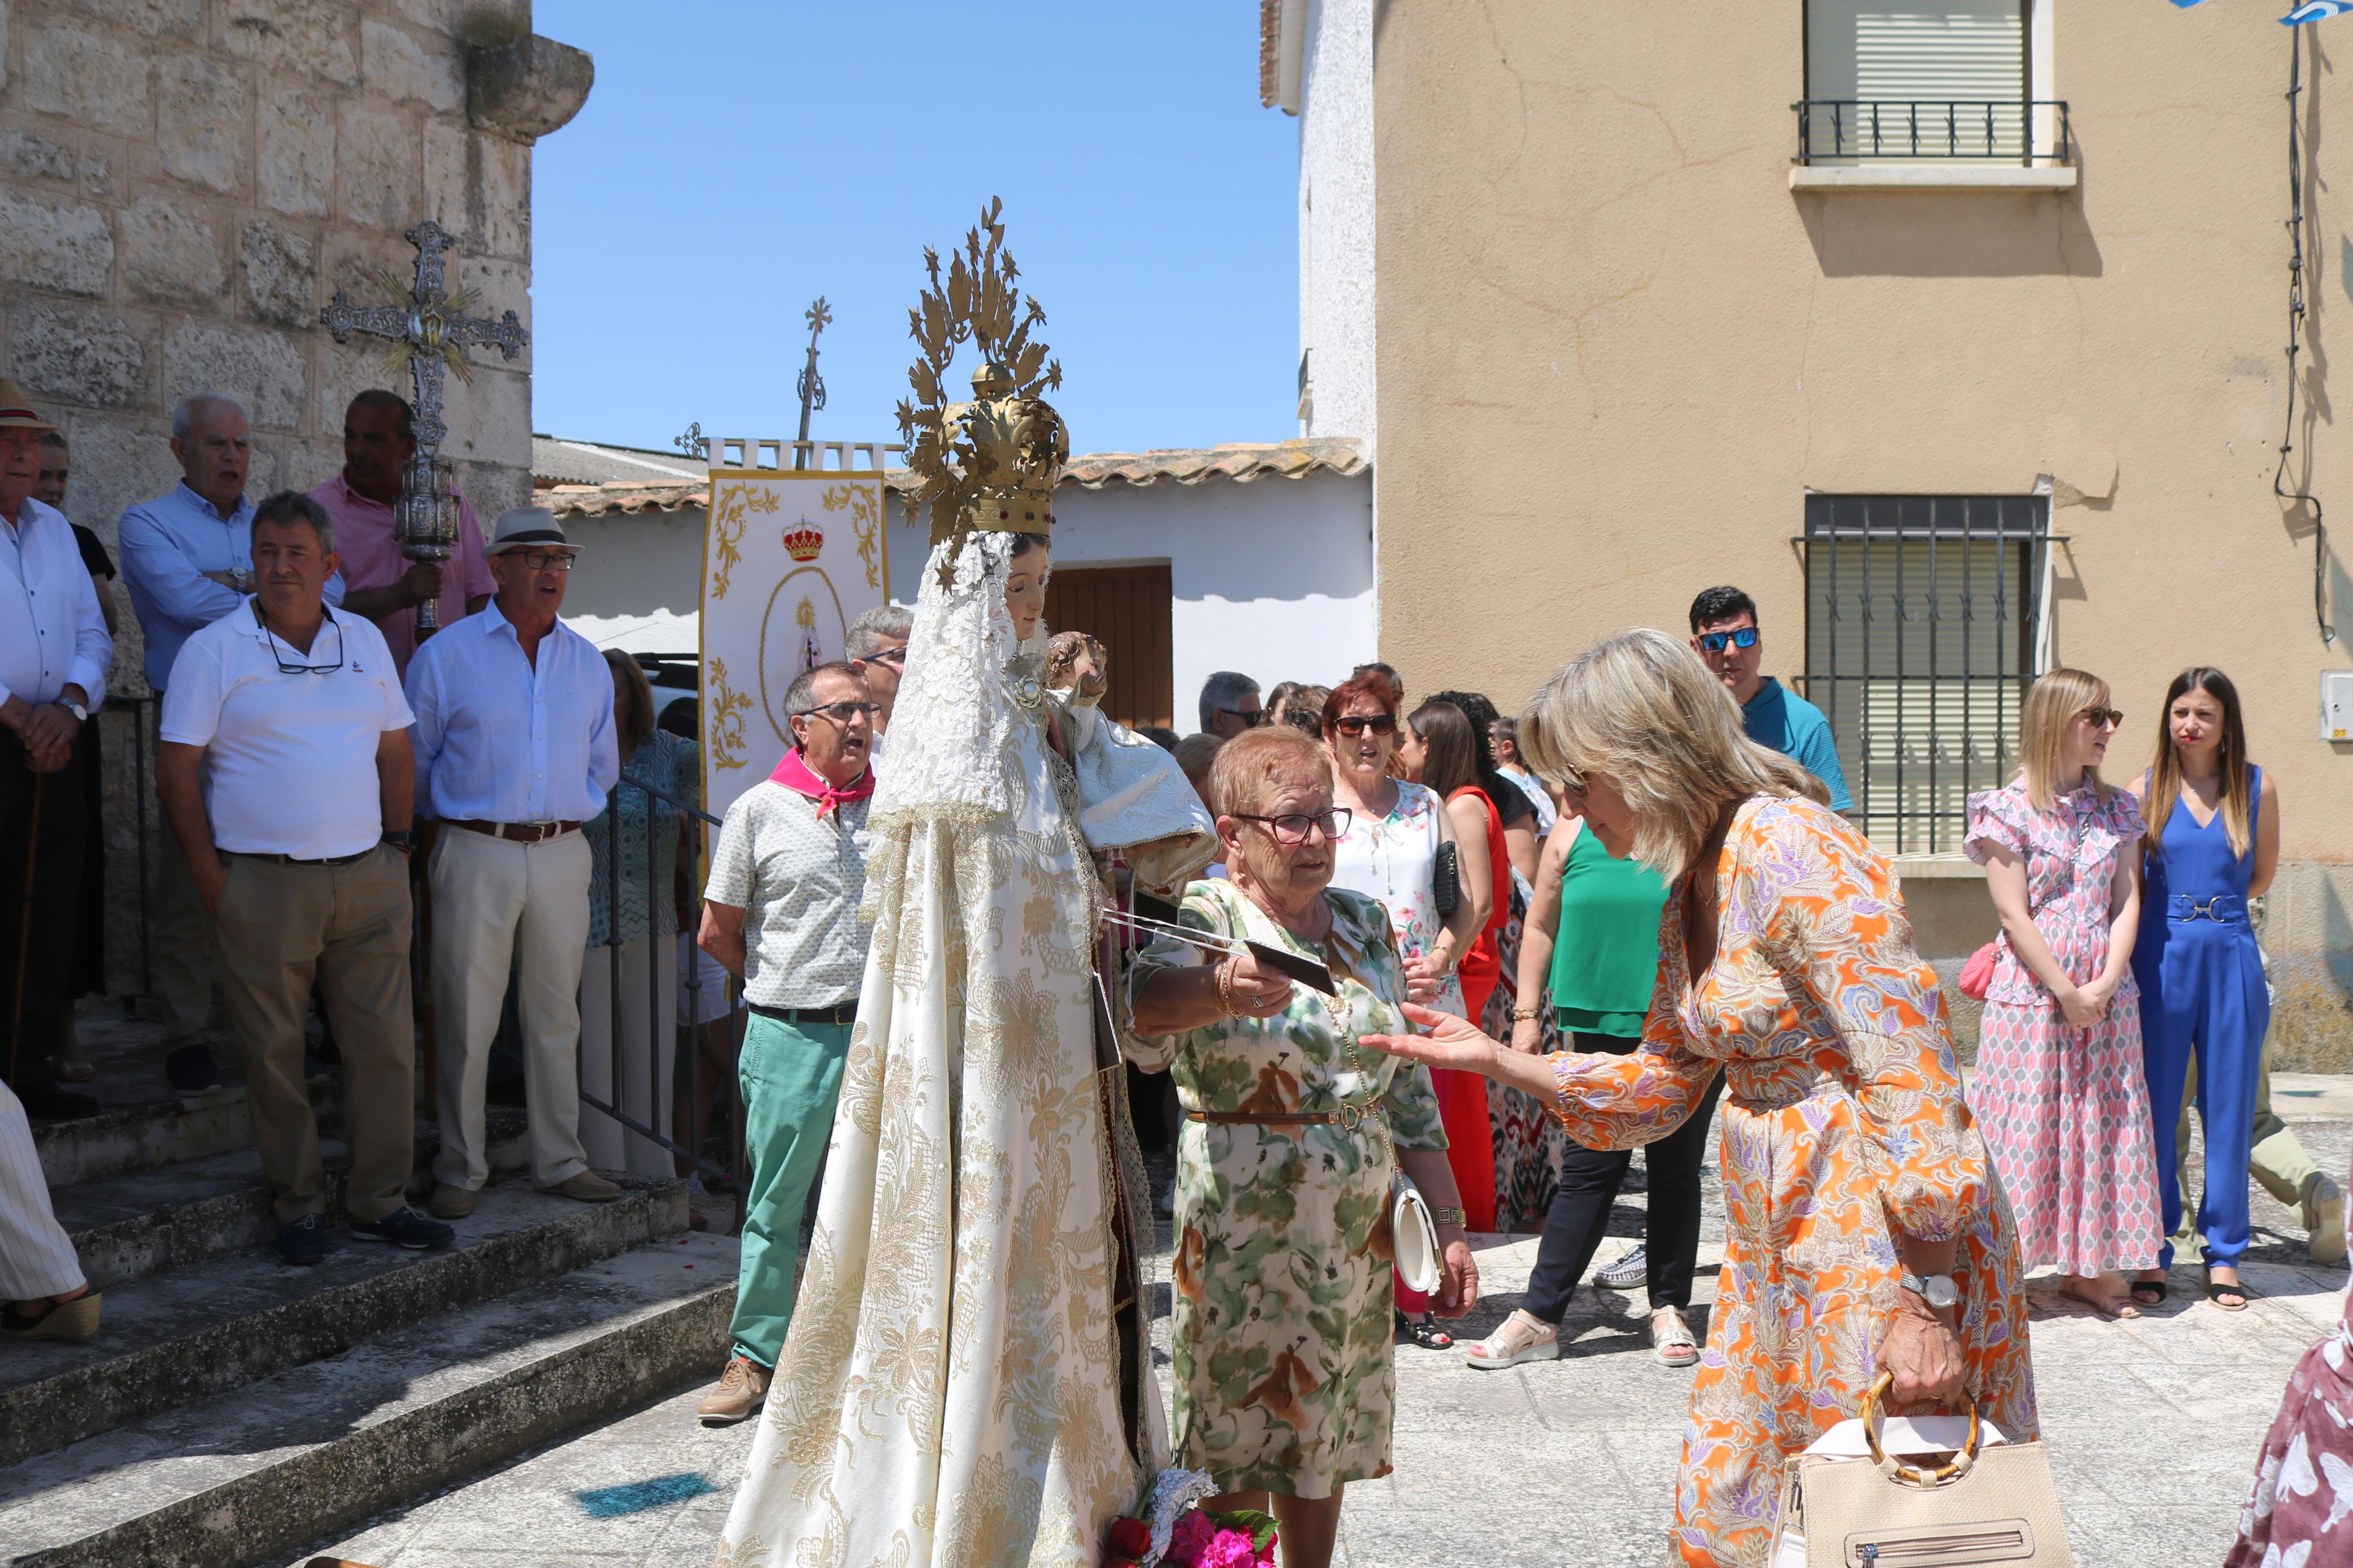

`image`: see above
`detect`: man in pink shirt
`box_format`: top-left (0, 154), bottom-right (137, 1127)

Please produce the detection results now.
top-left (310, 390), bottom-right (495, 679)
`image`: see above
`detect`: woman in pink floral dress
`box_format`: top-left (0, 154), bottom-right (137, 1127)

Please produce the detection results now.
top-left (1964, 667), bottom-right (2162, 1320)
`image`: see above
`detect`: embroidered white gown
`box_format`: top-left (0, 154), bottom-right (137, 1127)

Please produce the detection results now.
top-left (715, 532), bottom-right (1212, 1568)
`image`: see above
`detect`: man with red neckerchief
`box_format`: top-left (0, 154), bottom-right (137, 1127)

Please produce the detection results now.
top-left (693, 659), bottom-right (877, 1426)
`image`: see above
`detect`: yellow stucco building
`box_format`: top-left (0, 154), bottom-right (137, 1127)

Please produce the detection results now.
top-left (1263, 0), bottom-right (2352, 1062)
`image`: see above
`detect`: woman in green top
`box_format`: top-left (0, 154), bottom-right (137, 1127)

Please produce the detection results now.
top-left (1461, 808), bottom-right (1723, 1370)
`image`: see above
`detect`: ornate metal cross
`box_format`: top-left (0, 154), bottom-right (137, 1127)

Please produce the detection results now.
top-left (320, 219), bottom-right (529, 449)
top-left (794, 296), bottom-right (831, 469)
top-left (319, 219), bottom-right (529, 632)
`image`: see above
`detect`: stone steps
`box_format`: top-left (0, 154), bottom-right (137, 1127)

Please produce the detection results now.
top-left (0, 1231), bottom-right (737, 1568)
top-left (0, 1179), bottom-right (687, 1469)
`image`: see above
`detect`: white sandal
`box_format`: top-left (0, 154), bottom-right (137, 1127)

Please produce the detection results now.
top-left (1650, 1306), bottom-right (1699, 1367)
top-left (1463, 1308), bottom-right (1559, 1370)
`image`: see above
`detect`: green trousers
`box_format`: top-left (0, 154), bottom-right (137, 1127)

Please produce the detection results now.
top-left (730, 1011), bottom-right (852, 1370)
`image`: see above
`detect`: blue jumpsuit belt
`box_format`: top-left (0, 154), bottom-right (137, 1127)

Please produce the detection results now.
top-left (2165, 892), bottom-right (2247, 924)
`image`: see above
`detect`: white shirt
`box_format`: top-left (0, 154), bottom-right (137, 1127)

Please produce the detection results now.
top-left (158, 602), bottom-right (411, 859)
top-left (703, 781), bottom-right (872, 1008)
top-left (404, 602), bottom-right (619, 824)
top-left (0, 496), bottom-right (112, 709)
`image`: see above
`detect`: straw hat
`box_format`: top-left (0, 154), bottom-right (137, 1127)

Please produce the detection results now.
top-left (0, 378), bottom-right (58, 435)
top-left (484, 506), bottom-right (581, 556)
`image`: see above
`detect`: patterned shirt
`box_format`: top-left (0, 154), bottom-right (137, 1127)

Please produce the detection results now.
top-left (585, 729), bottom-right (701, 948)
top-left (703, 779), bottom-right (872, 1008)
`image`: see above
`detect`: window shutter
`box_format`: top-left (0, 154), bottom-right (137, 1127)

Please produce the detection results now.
top-left (1806, 2), bottom-right (2027, 160)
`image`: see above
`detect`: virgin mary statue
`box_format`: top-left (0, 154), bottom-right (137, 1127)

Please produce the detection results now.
top-left (716, 211), bottom-right (1216, 1568)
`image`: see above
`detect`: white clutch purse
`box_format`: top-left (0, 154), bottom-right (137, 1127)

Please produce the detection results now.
top-left (1391, 1171), bottom-right (1442, 1296)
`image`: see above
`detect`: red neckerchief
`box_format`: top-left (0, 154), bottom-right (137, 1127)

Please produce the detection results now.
top-left (769, 747), bottom-right (874, 819)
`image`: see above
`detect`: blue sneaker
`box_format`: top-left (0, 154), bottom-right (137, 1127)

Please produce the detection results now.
top-left (350, 1207), bottom-right (455, 1251)
top-left (276, 1213), bottom-right (329, 1266)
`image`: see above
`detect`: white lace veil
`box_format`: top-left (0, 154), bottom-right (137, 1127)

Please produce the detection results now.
top-left (868, 531), bottom-right (1049, 829)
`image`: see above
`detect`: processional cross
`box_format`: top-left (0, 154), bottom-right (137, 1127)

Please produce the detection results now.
top-left (320, 219), bottom-right (530, 631)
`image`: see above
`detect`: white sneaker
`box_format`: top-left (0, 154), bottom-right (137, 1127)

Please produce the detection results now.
top-left (2305, 1175), bottom-right (2347, 1267)
top-left (1463, 1309), bottom-right (1560, 1370)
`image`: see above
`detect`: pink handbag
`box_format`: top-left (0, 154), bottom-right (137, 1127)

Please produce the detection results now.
top-left (1958, 941), bottom-right (1999, 1001)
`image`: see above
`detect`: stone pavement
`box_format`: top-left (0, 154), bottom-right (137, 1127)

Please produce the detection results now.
top-left (297, 1095), bottom-right (2352, 1568)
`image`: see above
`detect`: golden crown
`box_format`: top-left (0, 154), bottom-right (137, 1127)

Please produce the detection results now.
top-left (896, 199), bottom-right (1069, 584)
top-left (782, 520), bottom-right (825, 563)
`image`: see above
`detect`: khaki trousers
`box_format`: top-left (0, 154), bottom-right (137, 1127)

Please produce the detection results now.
top-left (152, 822), bottom-right (219, 1045)
top-left (212, 847), bottom-right (416, 1226)
top-left (578, 934), bottom-right (679, 1179)
top-left (429, 827), bottom-right (592, 1190)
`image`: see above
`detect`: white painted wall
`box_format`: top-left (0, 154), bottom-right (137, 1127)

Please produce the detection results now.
top-left (1298, 0), bottom-right (1376, 454)
top-left (886, 471), bottom-right (1376, 733)
top-left (561, 505), bottom-right (708, 654)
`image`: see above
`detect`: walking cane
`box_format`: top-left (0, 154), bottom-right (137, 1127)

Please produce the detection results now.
top-left (8, 771), bottom-right (44, 1087)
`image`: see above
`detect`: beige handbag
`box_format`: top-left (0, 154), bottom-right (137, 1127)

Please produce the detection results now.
top-left (1773, 1373), bottom-right (2073, 1568)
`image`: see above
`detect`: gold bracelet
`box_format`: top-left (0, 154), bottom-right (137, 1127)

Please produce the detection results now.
top-left (1431, 1206), bottom-right (1468, 1227)
top-left (1510, 1005), bottom-right (1540, 1022)
top-left (1210, 958), bottom-right (1239, 1018)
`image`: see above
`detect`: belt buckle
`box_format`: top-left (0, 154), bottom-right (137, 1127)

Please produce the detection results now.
top-left (2190, 898), bottom-right (2218, 921)
top-left (521, 820), bottom-right (557, 842)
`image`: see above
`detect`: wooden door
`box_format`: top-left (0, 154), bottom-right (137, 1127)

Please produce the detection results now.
top-left (1045, 563), bottom-right (1173, 731)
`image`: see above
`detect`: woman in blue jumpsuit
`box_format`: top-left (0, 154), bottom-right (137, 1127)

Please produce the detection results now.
top-left (2129, 667), bottom-right (2281, 1311)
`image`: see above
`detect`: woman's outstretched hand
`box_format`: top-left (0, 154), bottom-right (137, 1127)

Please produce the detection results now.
top-left (1357, 1003), bottom-right (1503, 1073)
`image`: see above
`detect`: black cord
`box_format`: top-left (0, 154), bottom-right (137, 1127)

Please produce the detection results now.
top-left (2276, 27), bottom-right (2337, 645)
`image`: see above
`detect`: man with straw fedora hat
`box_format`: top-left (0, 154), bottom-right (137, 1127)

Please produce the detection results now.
top-left (0, 378), bottom-right (111, 1125)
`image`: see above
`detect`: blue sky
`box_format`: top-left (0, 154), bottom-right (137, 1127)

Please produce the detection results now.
top-left (530, 3), bottom-right (1301, 459)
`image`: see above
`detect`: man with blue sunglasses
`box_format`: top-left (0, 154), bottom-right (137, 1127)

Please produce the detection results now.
top-left (1688, 585), bottom-right (1851, 813)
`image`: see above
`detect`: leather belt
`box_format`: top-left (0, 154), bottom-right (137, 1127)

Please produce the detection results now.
top-left (2167, 893), bottom-right (2248, 924)
top-left (446, 819), bottom-right (580, 844)
top-left (749, 1001), bottom-right (857, 1026)
top-left (1185, 1110), bottom-right (1343, 1125)
top-left (223, 847), bottom-right (375, 867)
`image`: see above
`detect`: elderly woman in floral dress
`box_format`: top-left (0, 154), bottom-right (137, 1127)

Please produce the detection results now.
top-left (1359, 630), bottom-right (2033, 1568)
top-left (1127, 726), bottom-right (1475, 1568)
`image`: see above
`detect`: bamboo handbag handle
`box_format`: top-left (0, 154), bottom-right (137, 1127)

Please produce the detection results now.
top-left (1859, 1370), bottom-right (1983, 1485)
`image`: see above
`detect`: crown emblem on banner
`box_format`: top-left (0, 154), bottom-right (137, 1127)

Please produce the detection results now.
top-left (897, 198), bottom-right (1069, 584)
top-left (782, 520), bottom-right (825, 563)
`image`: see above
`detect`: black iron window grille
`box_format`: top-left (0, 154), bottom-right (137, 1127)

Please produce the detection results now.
top-left (1800, 495), bottom-right (2054, 855)
top-left (1792, 99), bottom-right (2071, 164)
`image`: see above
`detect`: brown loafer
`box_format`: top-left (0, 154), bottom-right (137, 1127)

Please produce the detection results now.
top-left (3, 1290), bottom-right (102, 1342)
top-left (428, 1183), bottom-right (476, 1219)
top-left (697, 1355), bottom-right (770, 1426)
top-left (542, 1171), bottom-right (622, 1203)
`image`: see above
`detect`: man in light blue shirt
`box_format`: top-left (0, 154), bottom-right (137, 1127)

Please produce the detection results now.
top-left (1687, 585), bottom-right (1854, 812)
top-left (117, 396), bottom-right (345, 1097)
top-left (407, 508), bottom-right (620, 1218)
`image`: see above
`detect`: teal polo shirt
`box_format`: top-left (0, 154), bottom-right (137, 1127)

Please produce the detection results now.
top-left (1742, 677), bottom-right (1853, 813)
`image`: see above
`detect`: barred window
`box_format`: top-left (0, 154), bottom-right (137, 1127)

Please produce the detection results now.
top-left (1801, 494), bottom-right (2050, 854)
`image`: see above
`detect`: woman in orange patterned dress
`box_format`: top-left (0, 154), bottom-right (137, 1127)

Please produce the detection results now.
top-left (1360, 630), bottom-right (2034, 1568)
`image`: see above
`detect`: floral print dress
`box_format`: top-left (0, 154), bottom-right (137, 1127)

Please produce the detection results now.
top-left (1963, 778), bottom-right (2163, 1276)
top-left (1126, 877), bottom-right (1449, 1500)
top-left (1329, 780), bottom-right (1467, 1018)
top-left (1545, 795), bottom-right (2035, 1568)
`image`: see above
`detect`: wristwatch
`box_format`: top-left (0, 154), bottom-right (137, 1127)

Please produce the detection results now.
top-left (382, 829), bottom-right (416, 854)
top-left (1900, 1271), bottom-right (1960, 1311)
top-left (230, 566), bottom-right (251, 593)
top-left (59, 697), bottom-right (88, 723)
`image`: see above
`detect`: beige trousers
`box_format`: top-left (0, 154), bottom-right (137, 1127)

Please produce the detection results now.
top-left (212, 847), bottom-right (416, 1226)
top-left (578, 934), bottom-right (679, 1178)
top-left (152, 824), bottom-right (219, 1045)
top-left (428, 827), bottom-right (592, 1191)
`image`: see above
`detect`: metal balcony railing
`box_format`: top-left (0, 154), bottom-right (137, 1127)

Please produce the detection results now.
top-left (1793, 99), bottom-right (2071, 165)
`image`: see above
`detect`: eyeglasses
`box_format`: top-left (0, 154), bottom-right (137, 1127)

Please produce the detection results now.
top-left (511, 550), bottom-right (576, 572)
top-left (1557, 766), bottom-right (1589, 795)
top-left (1695, 627), bottom-right (1760, 654)
top-left (864, 646), bottom-right (907, 667)
top-left (794, 699), bottom-right (881, 724)
top-left (257, 609), bottom-right (345, 675)
top-left (1216, 706), bottom-right (1267, 728)
top-left (1331, 714), bottom-right (1397, 738)
top-left (2078, 706), bottom-right (2125, 728)
top-left (1230, 808), bottom-right (1353, 845)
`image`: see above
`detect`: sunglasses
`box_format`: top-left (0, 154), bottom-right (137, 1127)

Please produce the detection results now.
top-left (1216, 706), bottom-right (1267, 728)
top-left (1695, 627), bottom-right (1759, 654)
top-left (794, 699), bottom-right (881, 724)
top-left (1331, 714), bottom-right (1397, 738)
top-left (1230, 808), bottom-right (1353, 845)
top-left (2078, 706), bottom-right (2125, 728)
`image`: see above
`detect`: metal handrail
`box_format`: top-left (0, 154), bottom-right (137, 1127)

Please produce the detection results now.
top-left (1792, 98), bottom-right (2071, 165)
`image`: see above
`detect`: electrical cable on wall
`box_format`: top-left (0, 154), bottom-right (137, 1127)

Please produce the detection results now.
top-left (2276, 26), bottom-right (2337, 645)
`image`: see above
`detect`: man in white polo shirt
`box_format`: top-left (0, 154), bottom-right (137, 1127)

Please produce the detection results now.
top-left (156, 490), bottom-right (450, 1267)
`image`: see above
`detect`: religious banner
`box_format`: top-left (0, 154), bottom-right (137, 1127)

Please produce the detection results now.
top-left (699, 468), bottom-right (890, 822)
